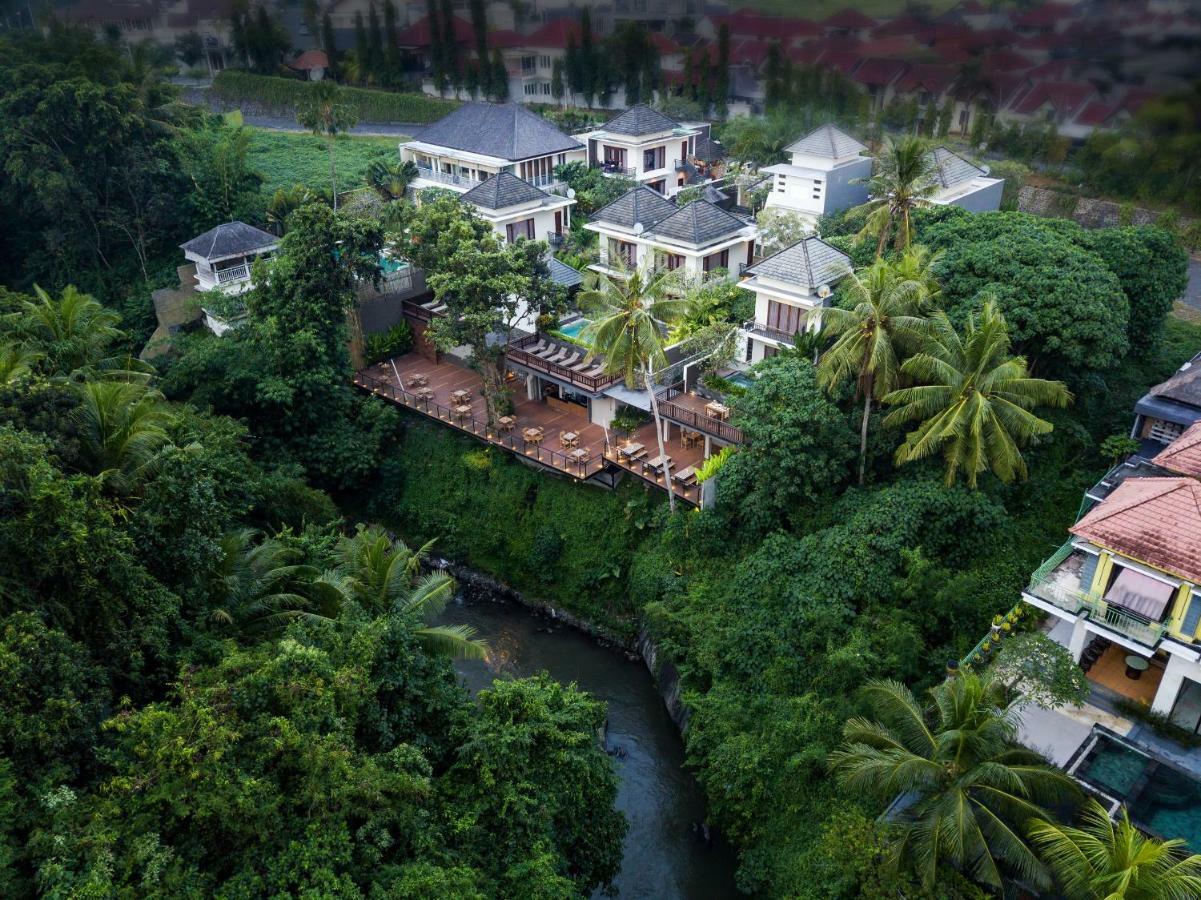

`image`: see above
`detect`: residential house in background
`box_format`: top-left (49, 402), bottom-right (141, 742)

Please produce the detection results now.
top-left (459, 171), bottom-right (575, 247)
top-left (762, 124), bottom-right (873, 227)
top-left (739, 236), bottom-right (851, 364)
top-left (576, 105), bottom-right (707, 198)
top-left (1132, 350), bottom-right (1201, 451)
top-left (401, 102), bottom-right (585, 193)
top-left (586, 186), bottom-right (758, 286)
top-left (924, 146), bottom-right (1004, 211)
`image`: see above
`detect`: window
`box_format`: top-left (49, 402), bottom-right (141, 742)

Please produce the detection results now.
top-left (540, 55), bottom-right (551, 68)
top-left (506, 218), bottom-right (535, 243)
top-left (658, 252), bottom-right (684, 271)
top-left (649, 179), bottom-right (666, 194)
top-left (523, 83), bottom-right (538, 96)
top-left (608, 239), bottom-right (636, 268)
top-left (522, 56), bottom-right (537, 73)
top-left (703, 249), bottom-right (729, 272)
top-left (643, 146), bottom-right (665, 171)
top-left (541, 82), bottom-right (551, 95)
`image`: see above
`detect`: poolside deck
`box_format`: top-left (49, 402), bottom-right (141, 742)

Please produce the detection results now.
top-left (355, 353), bottom-right (708, 504)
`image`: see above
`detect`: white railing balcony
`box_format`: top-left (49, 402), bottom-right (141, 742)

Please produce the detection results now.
top-left (414, 165), bottom-right (483, 188)
top-left (215, 263), bottom-right (250, 285)
top-left (1025, 575), bottom-right (1167, 647)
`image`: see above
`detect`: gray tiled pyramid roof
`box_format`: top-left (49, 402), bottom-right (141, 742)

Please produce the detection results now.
top-left (460, 172), bottom-right (548, 209)
top-left (547, 257), bottom-right (584, 288)
top-left (417, 102), bottom-right (582, 161)
top-left (181, 221), bottom-right (277, 259)
top-left (649, 200), bottom-right (748, 246)
top-left (927, 146), bottom-right (986, 188)
top-left (693, 134), bottom-right (726, 162)
top-left (746, 236), bottom-right (851, 291)
top-left (592, 186), bottom-right (677, 230)
top-left (785, 124), bottom-right (867, 158)
top-left (603, 104), bottom-right (680, 137)
top-left (1150, 354), bottom-right (1201, 408)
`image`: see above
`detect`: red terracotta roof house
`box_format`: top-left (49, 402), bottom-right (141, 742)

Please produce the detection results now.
top-left (854, 37), bottom-right (922, 58)
top-left (1070, 477), bottom-right (1201, 584)
top-left (487, 29), bottom-right (527, 50)
top-left (895, 63), bottom-right (959, 96)
top-left (710, 11), bottom-right (821, 42)
top-left (1074, 101), bottom-right (1119, 128)
top-left (872, 15), bottom-right (925, 38)
top-left (820, 50), bottom-right (863, 76)
top-left (823, 9), bottom-right (878, 30)
top-left (290, 49), bottom-right (329, 71)
top-left (649, 32), bottom-right (681, 55)
top-left (1012, 4), bottom-right (1073, 31)
top-left (1026, 59), bottom-right (1077, 82)
top-left (981, 49), bottom-right (1036, 74)
top-left (1153, 423), bottom-right (1201, 479)
top-left (851, 57), bottom-right (908, 88)
top-left (1010, 80), bottom-right (1096, 118)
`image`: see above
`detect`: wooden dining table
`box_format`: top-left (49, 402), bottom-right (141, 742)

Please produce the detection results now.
top-left (704, 401), bottom-right (730, 420)
top-left (450, 389), bottom-right (472, 405)
top-left (618, 442), bottom-right (644, 459)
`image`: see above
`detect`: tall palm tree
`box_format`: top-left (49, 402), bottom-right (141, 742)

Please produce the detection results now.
top-left (365, 158), bottom-right (419, 200)
top-left (578, 266), bottom-right (691, 512)
top-left (850, 135), bottom-right (938, 258)
top-left (0, 341), bottom-right (40, 385)
top-left (209, 529), bottom-right (335, 633)
top-left (816, 252), bottom-right (936, 485)
top-left (883, 299), bottom-right (1072, 488)
top-left (829, 672), bottom-right (1078, 892)
top-left (333, 527), bottom-right (486, 660)
top-left (18, 285), bottom-right (123, 376)
top-left (1030, 799), bottom-right (1201, 900)
top-left (296, 80), bottom-right (359, 210)
top-left (72, 381), bottom-right (173, 492)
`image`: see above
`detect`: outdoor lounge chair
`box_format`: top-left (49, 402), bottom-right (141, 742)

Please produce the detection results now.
top-left (544, 346), bottom-right (570, 362)
top-left (526, 339), bottom-right (549, 355)
top-left (557, 352), bottom-right (582, 368)
top-left (568, 358), bottom-right (595, 372)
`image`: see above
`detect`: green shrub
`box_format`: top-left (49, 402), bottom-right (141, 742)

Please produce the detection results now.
top-left (211, 71), bottom-right (459, 123)
top-left (609, 409), bottom-right (646, 438)
top-left (364, 320), bottom-right (413, 365)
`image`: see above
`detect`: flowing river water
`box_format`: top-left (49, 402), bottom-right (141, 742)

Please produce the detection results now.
top-left (436, 591), bottom-right (741, 899)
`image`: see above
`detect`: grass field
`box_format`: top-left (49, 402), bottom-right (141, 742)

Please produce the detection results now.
top-left (245, 129), bottom-right (403, 195)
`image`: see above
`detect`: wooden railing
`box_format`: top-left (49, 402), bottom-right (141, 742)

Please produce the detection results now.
top-left (654, 382), bottom-right (745, 444)
top-left (354, 370), bottom-right (607, 479)
top-left (401, 297), bottom-right (440, 322)
top-left (506, 334), bottom-right (619, 393)
top-left (215, 263), bottom-right (251, 284)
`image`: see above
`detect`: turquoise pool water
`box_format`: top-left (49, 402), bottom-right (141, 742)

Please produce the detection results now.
top-left (559, 318), bottom-right (590, 340)
top-left (379, 255), bottom-right (409, 275)
top-left (727, 372), bottom-right (755, 390)
top-left (1075, 733), bottom-right (1201, 852)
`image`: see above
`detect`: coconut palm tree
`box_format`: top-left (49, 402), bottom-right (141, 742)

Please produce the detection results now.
top-left (296, 80), bottom-right (359, 210)
top-left (850, 135), bottom-right (938, 258)
top-left (578, 266), bottom-right (691, 512)
top-left (332, 526), bottom-right (486, 660)
top-left (816, 252), bottom-right (937, 484)
top-left (209, 529), bottom-right (335, 632)
top-left (0, 341), bottom-right (40, 385)
top-left (883, 299), bottom-right (1072, 488)
top-left (1030, 799), bottom-right (1201, 900)
top-left (365, 158), bottom-right (419, 200)
top-left (72, 381), bottom-right (173, 492)
top-left (18, 285), bottom-right (123, 376)
top-left (829, 672), bottom-right (1078, 892)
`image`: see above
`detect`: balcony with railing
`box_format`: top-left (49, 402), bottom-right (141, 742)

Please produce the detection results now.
top-left (1023, 550), bottom-right (1169, 648)
top-left (597, 161), bottom-right (636, 178)
top-left (546, 231), bottom-right (565, 247)
top-left (654, 381), bottom-right (745, 445)
top-left (505, 333), bottom-right (619, 393)
top-left (743, 319), bottom-right (798, 347)
top-left (414, 164), bottom-right (484, 189)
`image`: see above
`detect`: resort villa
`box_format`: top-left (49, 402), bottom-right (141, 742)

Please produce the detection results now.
top-left (575, 105), bottom-right (715, 198)
top-left (1131, 350), bottom-right (1201, 453)
top-left (924, 146), bottom-right (1004, 211)
top-left (179, 221), bottom-right (279, 335)
top-left (585, 186), bottom-right (758, 285)
top-left (459, 171), bottom-right (575, 249)
top-left (1014, 420), bottom-right (1201, 849)
top-left (401, 102), bottom-right (586, 194)
top-left (762, 124), bottom-right (873, 226)
top-left (738, 236), bottom-right (852, 364)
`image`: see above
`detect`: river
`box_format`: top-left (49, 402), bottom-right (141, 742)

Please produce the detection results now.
top-left (437, 591), bottom-right (741, 899)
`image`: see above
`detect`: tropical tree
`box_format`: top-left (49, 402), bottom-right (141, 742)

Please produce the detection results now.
top-left (817, 252), bottom-right (936, 484)
top-left (16, 285), bottom-right (123, 376)
top-left (578, 266), bottom-right (690, 511)
top-left (883, 299), bottom-right (1072, 488)
top-left (365, 158), bottom-right (419, 200)
top-left (72, 381), bottom-right (173, 492)
top-left (1030, 799), bottom-right (1201, 900)
top-left (0, 342), bottom-right (40, 385)
top-left (851, 135), bottom-right (938, 258)
top-left (296, 81), bottom-right (359, 210)
top-left (829, 672), bottom-right (1079, 891)
top-left (266, 183), bottom-right (327, 235)
top-left (332, 526), bottom-right (486, 659)
top-left (208, 529), bottom-right (334, 632)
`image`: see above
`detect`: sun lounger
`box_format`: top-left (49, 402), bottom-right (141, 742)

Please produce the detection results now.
top-left (537, 345), bottom-right (563, 360)
top-left (568, 358), bottom-right (595, 372)
top-left (526, 339), bottom-right (548, 354)
top-left (545, 346), bottom-right (570, 363)
top-left (557, 352), bottom-right (582, 368)
top-left (580, 364), bottom-right (606, 378)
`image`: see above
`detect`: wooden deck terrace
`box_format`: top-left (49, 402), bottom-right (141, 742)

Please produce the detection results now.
top-left (355, 353), bottom-right (708, 505)
top-left (655, 382), bottom-right (746, 445)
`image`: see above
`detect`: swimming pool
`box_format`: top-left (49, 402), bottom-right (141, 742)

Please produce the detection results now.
top-left (559, 318), bottom-right (590, 341)
top-left (1071, 730), bottom-right (1201, 852)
